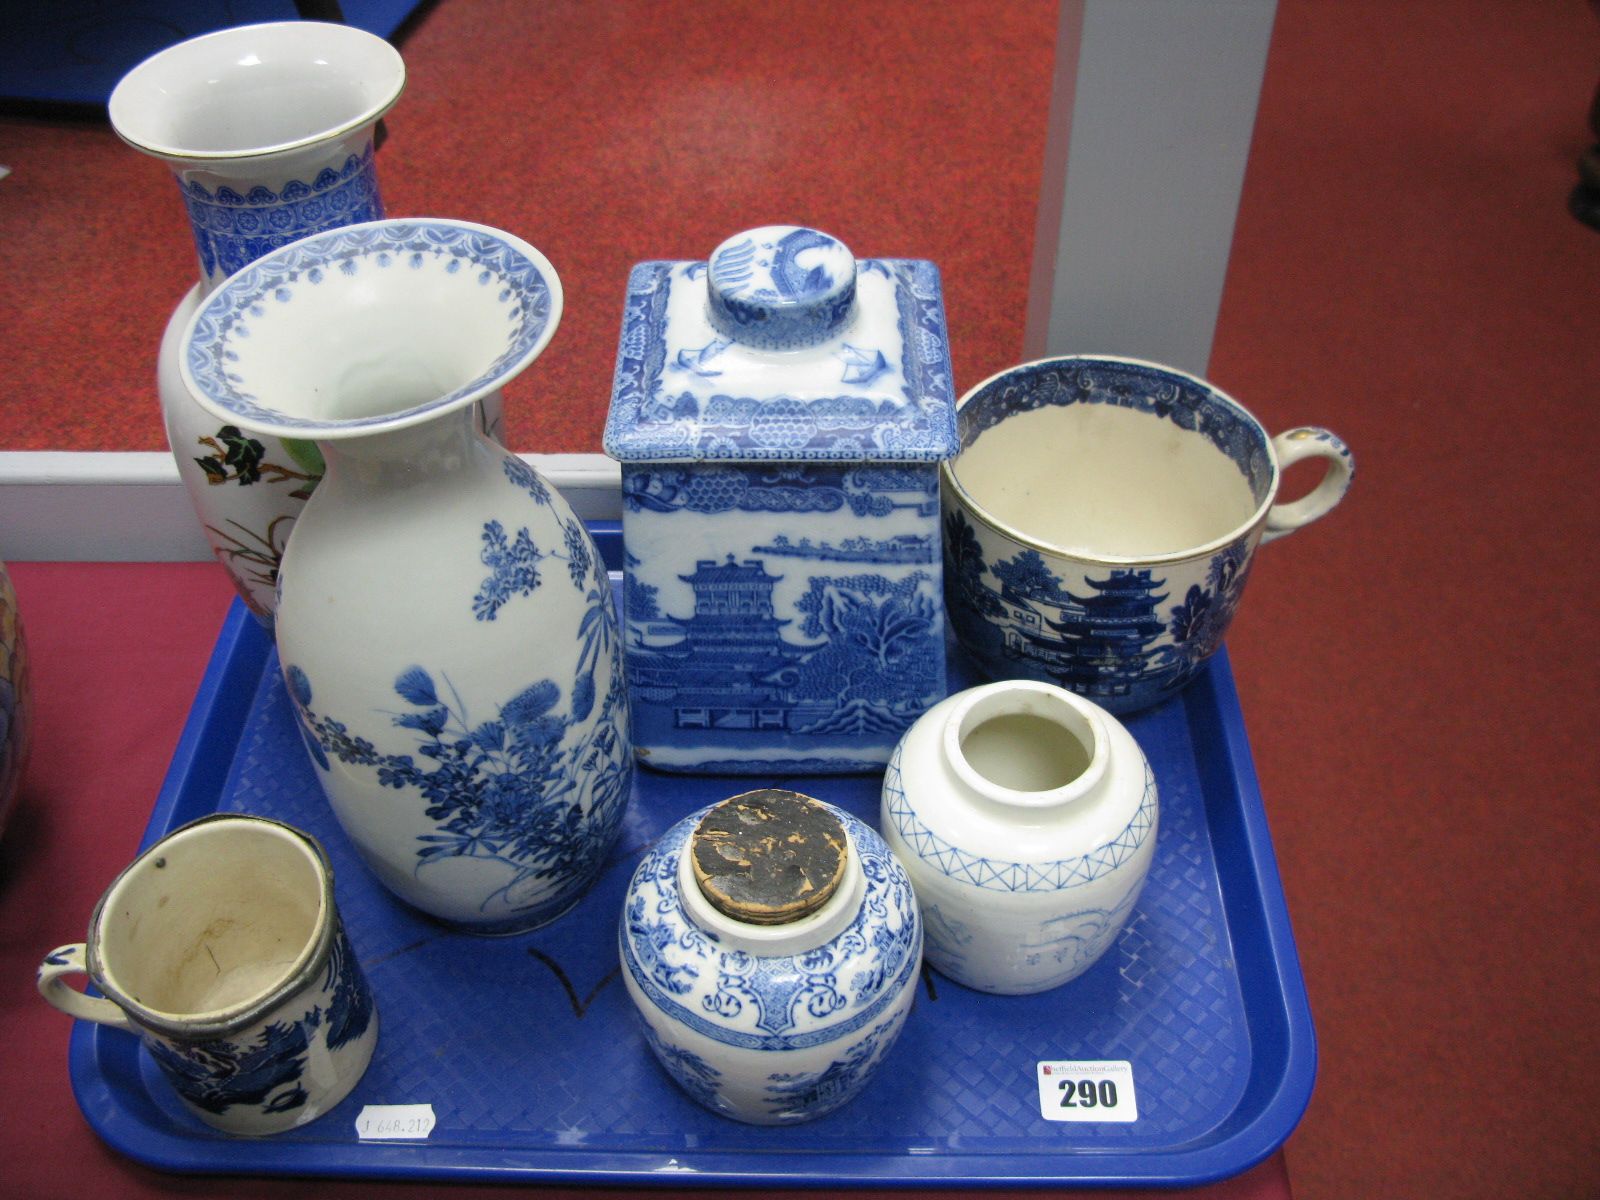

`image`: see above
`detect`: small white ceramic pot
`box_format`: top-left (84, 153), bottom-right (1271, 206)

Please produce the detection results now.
top-left (943, 355), bottom-right (1354, 712)
top-left (881, 680), bottom-right (1158, 995)
top-left (36, 814), bottom-right (377, 1135)
top-left (619, 790), bottom-right (922, 1124)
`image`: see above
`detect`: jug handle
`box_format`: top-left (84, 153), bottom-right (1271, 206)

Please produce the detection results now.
top-left (1263, 427), bottom-right (1355, 543)
top-left (37, 944), bottom-right (136, 1032)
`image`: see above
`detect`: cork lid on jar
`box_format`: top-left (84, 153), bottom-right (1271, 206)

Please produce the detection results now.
top-left (689, 789), bottom-right (848, 925)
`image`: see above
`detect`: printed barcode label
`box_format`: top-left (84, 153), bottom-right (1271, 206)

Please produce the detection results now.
top-left (355, 1103), bottom-right (436, 1140)
top-left (1036, 1060), bottom-right (1138, 1122)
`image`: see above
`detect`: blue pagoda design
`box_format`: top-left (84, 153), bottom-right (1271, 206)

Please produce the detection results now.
top-left (1006, 570), bottom-right (1183, 706)
top-left (628, 556), bottom-right (813, 733)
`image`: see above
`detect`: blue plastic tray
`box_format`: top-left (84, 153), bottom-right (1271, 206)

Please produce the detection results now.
top-left (68, 523), bottom-right (1314, 1188)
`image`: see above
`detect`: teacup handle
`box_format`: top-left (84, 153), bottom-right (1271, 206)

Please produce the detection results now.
top-left (1263, 427), bottom-right (1355, 543)
top-left (36, 943), bottom-right (136, 1032)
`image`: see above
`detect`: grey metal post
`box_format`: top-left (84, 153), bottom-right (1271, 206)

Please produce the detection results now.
top-left (1024, 0), bottom-right (1278, 377)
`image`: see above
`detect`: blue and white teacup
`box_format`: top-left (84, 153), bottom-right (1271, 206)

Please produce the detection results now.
top-left (942, 356), bottom-right (1354, 713)
top-left (36, 814), bottom-right (377, 1135)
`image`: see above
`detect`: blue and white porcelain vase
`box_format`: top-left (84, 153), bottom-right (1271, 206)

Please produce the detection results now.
top-left (604, 225), bottom-right (959, 773)
top-left (619, 791), bottom-right (922, 1124)
top-left (110, 22), bottom-right (411, 620)
top-left (181, 219), bottom-right (631, 934)
top-left (881, 680), bottom-right (1157, 995)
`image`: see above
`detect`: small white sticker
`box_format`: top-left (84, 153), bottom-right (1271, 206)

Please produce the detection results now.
top-left (1036, 1060), bottom-right (1138, 1122)
top-left (355, 1103), bottom-right (437, 1140)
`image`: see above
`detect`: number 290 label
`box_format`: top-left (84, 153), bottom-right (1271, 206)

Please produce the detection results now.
top-left (1036, 1060), bottom-right (1138, 1122)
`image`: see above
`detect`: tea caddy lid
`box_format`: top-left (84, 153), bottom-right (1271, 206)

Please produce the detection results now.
top-left (689, 788), bottom-right (848, 925)
top-left (604, 224), bottom-right (957, 464)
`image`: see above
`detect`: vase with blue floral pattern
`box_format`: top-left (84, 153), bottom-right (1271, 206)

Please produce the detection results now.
top-left (109, 21), bottom-right (415, 621)
top-left (619, 789), bottom-right (922, 1124)
top-left (603, 225), bottom-right (959, 773)
top-left (180, 218), bottom-right (631, 933)
top-left (882, 679), bottom-right (1158, 995)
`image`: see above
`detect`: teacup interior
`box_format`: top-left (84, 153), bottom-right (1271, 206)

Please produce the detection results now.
top-left (951, 366), bottom-right (1273, 559)
top-left (97, 820), bottom-right (324, 1019)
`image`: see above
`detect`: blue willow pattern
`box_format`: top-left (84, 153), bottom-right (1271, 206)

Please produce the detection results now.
top-left (763, 1016), bottom-right (903, 1119)
top-left (638, 1021), bottom-right (725, 1113)
top-left (146, 924), bottom-right (373, 1118)
top-left (605, 259), bottom-right (954, 461)
top-left (944, 508), bottom-right (1254, 709)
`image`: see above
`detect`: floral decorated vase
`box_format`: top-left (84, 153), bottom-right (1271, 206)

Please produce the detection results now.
top-left (604, 225), bottom-right (958, 773)
top-left (181, 219), bottom-right (630, 934)
top-left (881, 680), bottom-right (1157, 995)
top-left (111, 22), bottom-right (419, 621)
top-left (619, 790), bottom-right (923, 1124)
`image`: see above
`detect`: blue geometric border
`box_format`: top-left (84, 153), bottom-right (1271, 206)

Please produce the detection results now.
top-left (884, 746), bottom-right (1157, 892)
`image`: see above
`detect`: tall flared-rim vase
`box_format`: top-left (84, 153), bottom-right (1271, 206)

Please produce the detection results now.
top-left (110, 21), bottom-right (406, 621)
top-left (180, 218), bottom-right (633, 934)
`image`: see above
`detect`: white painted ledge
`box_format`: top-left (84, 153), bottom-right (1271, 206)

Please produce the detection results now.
top-left (0, 451), bottom-right (623, 562)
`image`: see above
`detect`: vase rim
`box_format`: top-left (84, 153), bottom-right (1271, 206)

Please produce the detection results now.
top-left (180, 218), bottom-right (563, 440)
top-left (108, 21), bottom-right (405, 165)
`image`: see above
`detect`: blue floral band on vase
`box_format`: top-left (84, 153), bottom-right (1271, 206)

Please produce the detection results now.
top-left (180, 146), bottom-right (383, 284)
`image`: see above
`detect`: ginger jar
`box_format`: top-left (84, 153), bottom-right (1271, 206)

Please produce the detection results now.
top-left (881, 680), bottom-right (1158, 995)
top-left (619, 789), bottom-right (923, 1124)
top-left (603, 226), bottom-right (958, 773)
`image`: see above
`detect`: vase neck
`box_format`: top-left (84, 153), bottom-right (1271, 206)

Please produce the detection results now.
top-left (315, 405), bottom-right (484, 495)
top-left (176, 131), bottom-right (385, 297)
top-left (941, 682), bottom-right (1110, 814)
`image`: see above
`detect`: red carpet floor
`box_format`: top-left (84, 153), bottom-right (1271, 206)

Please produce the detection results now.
top-left (1, 2), bottom-right (1598, 1197)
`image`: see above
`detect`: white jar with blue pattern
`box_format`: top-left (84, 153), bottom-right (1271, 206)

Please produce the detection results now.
top-left (180, 219), bottom-right (631, 934)
top-left (619, 790), bottom-right (922, 1124)
top-left (603, 225), bottom-right (959, 774)
top-left (881, 680), bottom-right (1157, 995)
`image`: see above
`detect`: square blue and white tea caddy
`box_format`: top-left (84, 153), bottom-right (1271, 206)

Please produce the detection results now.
top-left (604, 225), bottom-right (958, 773)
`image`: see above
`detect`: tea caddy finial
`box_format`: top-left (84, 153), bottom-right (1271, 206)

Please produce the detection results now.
top-left (706, 225), bottom-right (857, 350)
